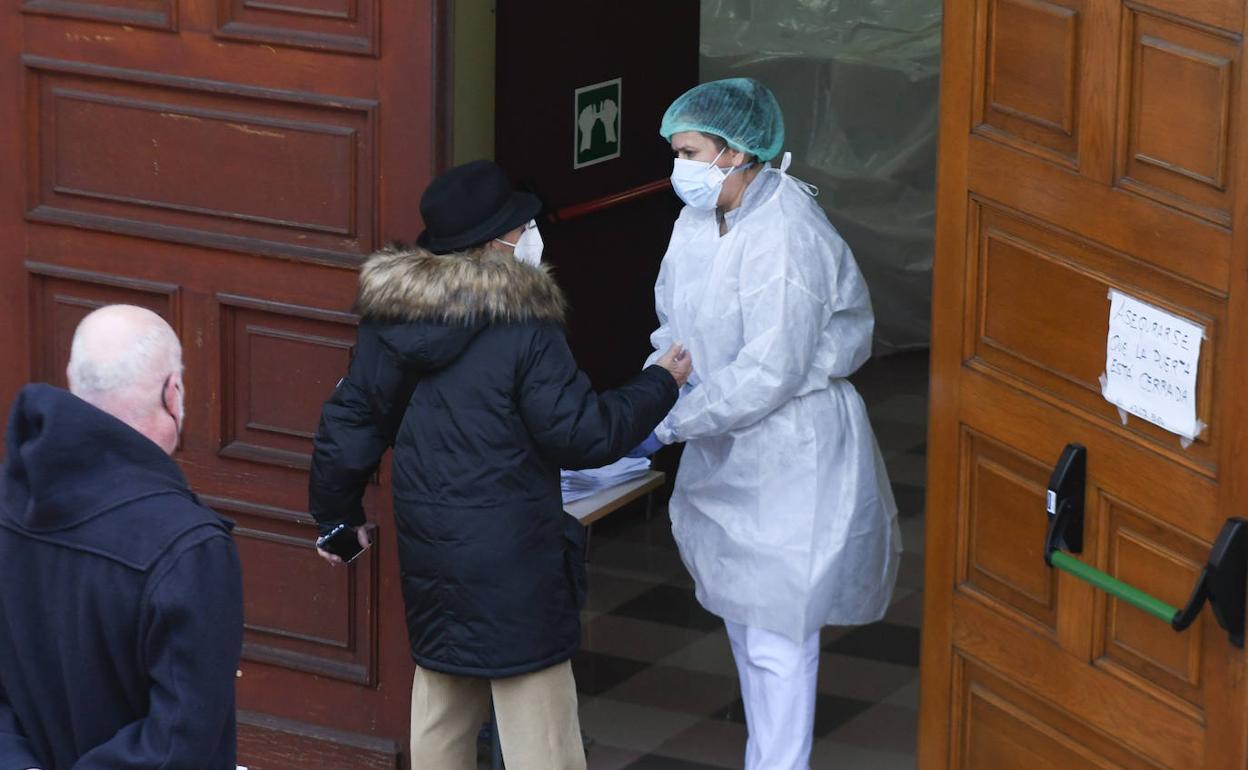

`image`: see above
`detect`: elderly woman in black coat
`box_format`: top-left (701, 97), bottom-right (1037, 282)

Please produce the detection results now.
top-left (309, 160), bottom-right (690, 770)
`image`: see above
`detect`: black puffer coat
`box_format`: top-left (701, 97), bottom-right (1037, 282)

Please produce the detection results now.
top-left (309, 246), bottom-right (677, 677)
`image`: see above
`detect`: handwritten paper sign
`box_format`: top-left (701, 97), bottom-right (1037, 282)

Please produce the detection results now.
top-left (1103, 290), bottom-right (1203, 440)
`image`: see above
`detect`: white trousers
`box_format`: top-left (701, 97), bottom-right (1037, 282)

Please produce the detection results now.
top-left (725, 621), bottom-right (821, 770)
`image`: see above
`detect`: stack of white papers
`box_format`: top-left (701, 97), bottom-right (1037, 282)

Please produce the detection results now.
top-left (561, 457), bottom-right (652, 504)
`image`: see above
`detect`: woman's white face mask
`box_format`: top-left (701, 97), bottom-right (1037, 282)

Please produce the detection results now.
top-left (496, 220), bottom-right (544, 265)
top-left (670, 146), bottom-right (751, 210)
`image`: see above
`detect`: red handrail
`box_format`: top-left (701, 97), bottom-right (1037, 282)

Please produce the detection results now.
top-left (550, 179), bottom-right (672, 222)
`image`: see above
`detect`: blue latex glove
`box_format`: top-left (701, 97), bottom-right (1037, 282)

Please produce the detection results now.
top-left (625, 432), bottom-right (664, 458)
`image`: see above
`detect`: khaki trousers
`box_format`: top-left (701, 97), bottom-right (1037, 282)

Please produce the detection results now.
top-left (409, 660), bottom-right (586, 770)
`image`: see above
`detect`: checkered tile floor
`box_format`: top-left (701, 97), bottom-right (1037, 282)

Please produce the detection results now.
top-left (570, 351), bottom-right (930, 770)
top-left (476, 351), bottom-right (929, 769)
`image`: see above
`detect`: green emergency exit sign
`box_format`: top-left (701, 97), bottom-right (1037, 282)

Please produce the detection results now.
top-left (574, 77), bottom-right (622, 169)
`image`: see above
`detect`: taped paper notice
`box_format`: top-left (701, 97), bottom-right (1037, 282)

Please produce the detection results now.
top-left (1103, 290), bottom-right (1203, 440)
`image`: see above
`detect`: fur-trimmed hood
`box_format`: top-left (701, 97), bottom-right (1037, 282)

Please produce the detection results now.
top-left (355, 245), bottom-right (567, 326)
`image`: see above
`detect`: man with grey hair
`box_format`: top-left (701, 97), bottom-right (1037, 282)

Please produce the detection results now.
top-left (66, 303), bottom-right (186, 453)
top-left (0, 304), bottom-right (243, 770)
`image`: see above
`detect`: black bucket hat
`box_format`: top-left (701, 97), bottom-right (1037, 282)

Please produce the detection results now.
top-left (415, 160), bottom-right (542, 254)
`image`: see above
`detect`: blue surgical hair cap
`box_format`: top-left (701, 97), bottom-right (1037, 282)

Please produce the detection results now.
top-left (659, 77), bottom-right (785, 162)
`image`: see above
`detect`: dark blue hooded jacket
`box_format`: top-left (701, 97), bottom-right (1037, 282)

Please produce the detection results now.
top-left (0, 384), bottom-right (243, 770)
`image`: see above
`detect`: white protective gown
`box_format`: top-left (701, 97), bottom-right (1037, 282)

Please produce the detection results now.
top-left (648, 154), bottom-right (902, 642)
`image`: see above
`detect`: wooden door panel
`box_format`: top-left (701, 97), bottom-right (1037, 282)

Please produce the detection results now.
top-left (236, 710), bottom-right (401, 769)
top-left (965, 204), bottom-right (1224, 472)
top-left (215, 0), bottom-right (380, 55)
top-left (953, 597), bottom-right (1205, 769)
top-left (218, 295), bottom-right (358, 471)
top-left (954, 659), bottom-right (1160, 770)
top-left (976, 0), bottom-right (1084, 166)
top-left (220, 494), bottom-right (381, 685)
top-left (1135, 0), bottom-right (1244, 32)
top-left (959, 373), bottom-right (1222, 541)
top-left (25, 56), bottom-right (378, 265)
top-left (20, 0), bottom-right (177, 30)
top-left (1117, 9), bottom-right (1239, 225)
top-left (1094, 497), bottom-right (1207, 711)
top-left (968, 138), bottom-right (1233, 290)
top-left (976, 231), bottom-right (1111, 389)
top-left (26, 262), bottom-right (181, 387)
top-left (960, 429), bottom-right (1060, 632)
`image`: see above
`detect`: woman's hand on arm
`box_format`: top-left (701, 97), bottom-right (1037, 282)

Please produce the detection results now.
top-left (654, 343), bottom-right (692, 387)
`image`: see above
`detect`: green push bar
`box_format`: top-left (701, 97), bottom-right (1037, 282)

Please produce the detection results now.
top-left (1049, 551), bottom-right (1178, 624)
top-left (1046, 444), bottom-right (1247, 646)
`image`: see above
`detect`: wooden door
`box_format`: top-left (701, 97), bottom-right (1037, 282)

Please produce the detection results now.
top-left (919, 0), bottom-right (1248, 767)
top-left (0, 3), bottom-right (446, 767)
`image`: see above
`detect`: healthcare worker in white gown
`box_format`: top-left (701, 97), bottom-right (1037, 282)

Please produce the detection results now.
top-left (639, 78), bottom-right (902, 770)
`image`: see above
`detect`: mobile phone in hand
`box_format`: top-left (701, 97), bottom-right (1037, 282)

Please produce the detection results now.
top-left (316, 523), bottom-right (369, 563)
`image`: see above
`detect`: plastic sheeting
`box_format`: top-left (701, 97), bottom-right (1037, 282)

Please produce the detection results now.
top-left (700, 0), bottom-right (941, 352)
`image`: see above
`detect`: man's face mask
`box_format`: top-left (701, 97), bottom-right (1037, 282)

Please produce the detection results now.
top-left (496, 220), bottom-right (544, 266)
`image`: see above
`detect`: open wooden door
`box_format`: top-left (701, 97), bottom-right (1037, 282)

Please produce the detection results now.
top-left (919, 0), bottom-right (1248, 766)
top-left (0, 2), bottom-right (446, 767)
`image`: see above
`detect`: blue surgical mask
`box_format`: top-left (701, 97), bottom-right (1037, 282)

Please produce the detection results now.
top-left (670, 146), bottom-right (751, 210)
